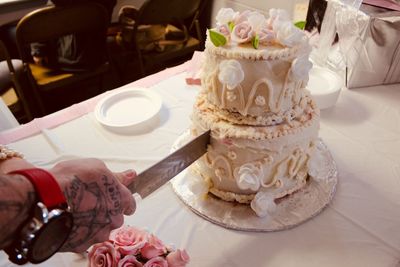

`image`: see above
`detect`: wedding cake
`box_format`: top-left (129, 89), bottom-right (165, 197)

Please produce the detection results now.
top-left (190, 8), bottom-right (320, 218)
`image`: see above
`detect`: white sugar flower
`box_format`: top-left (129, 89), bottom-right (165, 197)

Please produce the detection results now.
top-left (247, 11), bottom-right (266, 32)
top-left (276, 21), bottom-right (305, 47)
top-left (255, 95), bottom-right (266, 106)
top-left (291, 55), bottom-right (313, 81)
top-left (216, 8), bottom-right (238, 25)
top-left (267, 8), bottom-right (290, 29)
top-left (234, 163), bottom-right (262, 191)
top-left (218, 60), bottom-right (244, 89)
top-left (250, 191), bottom-right (277, 217)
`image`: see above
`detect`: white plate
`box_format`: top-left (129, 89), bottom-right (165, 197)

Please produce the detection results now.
top-left (95, 88), bottom-right (162, 134)
top-left (307, 67), bottom-right (343, 109)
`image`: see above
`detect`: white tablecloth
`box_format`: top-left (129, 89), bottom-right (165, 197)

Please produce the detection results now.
top-left (1, 72), bottom-right (400, 267)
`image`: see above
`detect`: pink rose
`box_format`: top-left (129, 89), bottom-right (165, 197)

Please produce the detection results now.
top-left (88, 241), bottom-right (120, 267)
top-left (216, 24), bottom-right (231, 37)
top-left (258, 27), bottom-right (275, 44)
top-left (117, 255), bottom-right (143, 267)
top-left (166, 250), bottom-right (190, 267)
top-left (231, 22), bottom-right (254, 44)
top-left (142, 256), bottom-right (168, 267)
top-left (140, 234), bottom-right (167, 259)
top-left (110, 226), bottom-right (149, 255)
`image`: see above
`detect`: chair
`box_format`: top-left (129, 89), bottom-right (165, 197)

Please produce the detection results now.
top-left (121, 0), bottom-right (203, 77)
top-left (0, 39), bottom-right (32, 122)
top-left (15, 2), bottom-right (111, 116)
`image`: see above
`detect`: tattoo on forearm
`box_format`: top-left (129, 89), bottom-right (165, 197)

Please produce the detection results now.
top-left (0, 175), bottom-right (35, 248)
top-left (62, 174), bottom-right (122, 250)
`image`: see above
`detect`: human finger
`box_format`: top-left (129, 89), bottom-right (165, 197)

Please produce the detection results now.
top-left (114, 169), bottom-right (136, 186)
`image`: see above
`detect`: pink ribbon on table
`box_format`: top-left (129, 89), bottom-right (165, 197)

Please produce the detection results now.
top-left (185, 51), bottom-right (204, 85)
top-left (0, 60), bottom-right (192, 144)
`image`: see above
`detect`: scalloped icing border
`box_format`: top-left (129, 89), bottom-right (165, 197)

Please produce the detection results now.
top-left (204, 38), bottom-right (302, 61)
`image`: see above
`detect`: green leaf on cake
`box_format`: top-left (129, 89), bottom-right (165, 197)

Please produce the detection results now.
top-left (252, 35), bottom-right (259, 49)
top-left (294, 21), bottom-right (306, 30)
top-left (208, 29), bottom-right (227, 47)
top-left (228, 21), bottom-right (235, 32)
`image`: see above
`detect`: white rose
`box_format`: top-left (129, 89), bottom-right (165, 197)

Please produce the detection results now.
top-left (276, 21), bottom-right (305, 47)
top-left (234, 163), bottom-right (261, 191)
top-left (216, 8), bottom-right (238, 25)
top-left (267, 8), bottom-right (290, 29)
top-left (247, 11), bottom-right (266, 32)
top-left (250, 191), bottom-right (277, 217)
top-left (291, 55), bottom-right (313, 81)
top-left (218, 60), bottom-right (244, 89)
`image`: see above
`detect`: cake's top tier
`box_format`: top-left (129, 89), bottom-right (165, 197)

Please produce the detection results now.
top-left (201, 8), bottom-right (313, 121)
top-left (207, 8), bottom-right (311, 59)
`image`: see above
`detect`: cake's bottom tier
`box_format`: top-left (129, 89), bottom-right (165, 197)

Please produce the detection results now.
top-left (191, 95), bottom-right (320, 217)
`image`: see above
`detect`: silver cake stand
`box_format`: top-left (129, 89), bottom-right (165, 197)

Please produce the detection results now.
top-left (170, 131), bottom-right (338, 232)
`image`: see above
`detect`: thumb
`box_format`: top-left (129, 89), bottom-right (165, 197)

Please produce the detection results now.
top-left (114, 169), bottom-right (137, 187)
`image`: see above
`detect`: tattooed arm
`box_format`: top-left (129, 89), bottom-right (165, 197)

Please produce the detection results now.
top-left (0, 158), bottom-right (136, 253)
top-left (48, 158), bottom-right (136, 253)
top-left (0, 173), bottom-right (36, 248)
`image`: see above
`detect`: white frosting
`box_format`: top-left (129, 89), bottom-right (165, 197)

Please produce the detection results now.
top-left (250, 191), bottom-right (277, 218)
top-left (218, 59), bottom-right (244, 89)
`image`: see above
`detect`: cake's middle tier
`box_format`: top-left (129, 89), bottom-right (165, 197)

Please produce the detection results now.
top-left (201, 40), bottom-right (312, 124)
top-left (191, 92), bottom-right (320, 202)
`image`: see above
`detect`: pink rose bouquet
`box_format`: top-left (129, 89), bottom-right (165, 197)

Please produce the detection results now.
top-left (88, 226), bottom-right (190, 267)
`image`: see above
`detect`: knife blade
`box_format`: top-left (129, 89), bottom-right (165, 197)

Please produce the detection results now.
top-left (128, 130), bottom-right (210, 198)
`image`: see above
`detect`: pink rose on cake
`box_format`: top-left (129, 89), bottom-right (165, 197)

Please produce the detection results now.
top-left (231, 21), bottom-right (254, 44)
top-left (258, 27), bottom-right (275, 45)
top-left (216, 24), bottom-right (231, 38)
top-left (88, 226), bottom-right (190, 267)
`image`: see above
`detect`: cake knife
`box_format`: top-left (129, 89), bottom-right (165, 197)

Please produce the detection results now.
top-left (127, 130), bottom-right (211, 198)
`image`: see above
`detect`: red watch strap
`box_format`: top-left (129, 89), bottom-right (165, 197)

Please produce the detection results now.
top-left (10, 168), bottom-right (67, 209)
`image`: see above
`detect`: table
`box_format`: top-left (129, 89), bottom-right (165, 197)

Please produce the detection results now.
top-left (0, 61), bottom-right (400, 267)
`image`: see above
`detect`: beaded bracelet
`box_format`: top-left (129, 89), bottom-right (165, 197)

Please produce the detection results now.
top-left (0, 144), bottom-right (24, 160)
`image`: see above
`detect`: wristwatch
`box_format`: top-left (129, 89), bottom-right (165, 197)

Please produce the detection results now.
top-left (4, 168), bottom-right (73, 265)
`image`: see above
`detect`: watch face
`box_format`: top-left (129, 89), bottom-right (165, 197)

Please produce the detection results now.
top-left (29, 211), bottom-right (73, 263)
